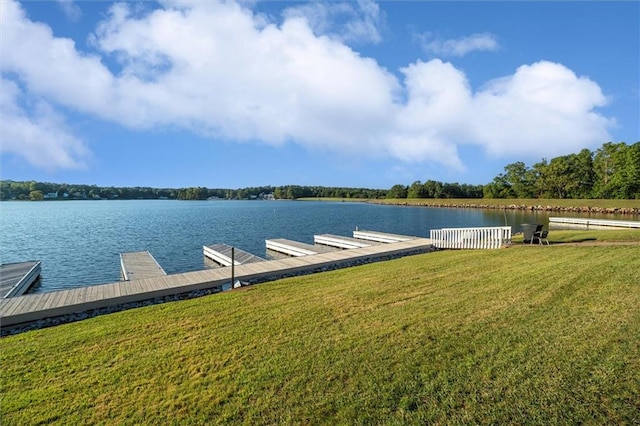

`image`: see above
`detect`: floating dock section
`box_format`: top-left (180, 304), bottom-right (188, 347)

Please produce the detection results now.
top-left (120, 251), bottom-right (166, 281)
top-left (203, 244), bottom-right (265, 266)
top-left (314, 234), bottom-right (374, 249)
top-left (549, 217), bottom-right (640, 229)
top-left (353, 230), bottom-right (416, 243)
top-left (0, 261), bottom-right (41, 298)
top-left (265, 239), bottom-right (337, 257)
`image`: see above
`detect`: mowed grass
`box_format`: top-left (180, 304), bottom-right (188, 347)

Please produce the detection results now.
top-left (513, 229), bottom-right (640, 244)
top-left (2, 244), bottom-right (639, 424)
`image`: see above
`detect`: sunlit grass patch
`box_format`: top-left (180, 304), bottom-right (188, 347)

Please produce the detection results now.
top-left (511, 228), bottom-right (640, 244)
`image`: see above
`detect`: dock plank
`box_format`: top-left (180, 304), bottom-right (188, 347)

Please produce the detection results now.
top-left (0, 297), bottom-right (27, 317)
top-left (42, 291), bottom-right (64, 311)
top-left (56, 289), bottom-right (74, 309)
top-left (32, 292), bottom-right (54, 312)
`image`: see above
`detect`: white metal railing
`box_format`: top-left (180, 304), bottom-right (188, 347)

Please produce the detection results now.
top-left (430, 226), bottom-right (512, 249)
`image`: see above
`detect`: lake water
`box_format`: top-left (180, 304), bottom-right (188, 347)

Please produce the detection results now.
top-left (0, 200), bottom-right (602, 293)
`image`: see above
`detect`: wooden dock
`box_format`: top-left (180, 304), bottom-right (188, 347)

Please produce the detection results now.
top-left (0, 261), bottom-right (41, 298)
top-left (120, 251), bottom-right (166, 281)
top-left (203, 244), bottom-right (265, 266)
top-left (314, 234), bottom-right (374, 249)
top-left (353, 230), bottom-right (416, 243)
top-left (549, 217), bottom-right (640, 229)
top-left (265, 238), bottom-right (337, 257)
top-left (0, 238), bottom-right (433, 328)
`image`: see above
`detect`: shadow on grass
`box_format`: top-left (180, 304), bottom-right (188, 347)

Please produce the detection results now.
top-left (566, 237), bottom-right (598, 243)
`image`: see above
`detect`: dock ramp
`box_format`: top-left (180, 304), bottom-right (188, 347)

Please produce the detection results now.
top-left (203, 244), bottom-right (265, 267)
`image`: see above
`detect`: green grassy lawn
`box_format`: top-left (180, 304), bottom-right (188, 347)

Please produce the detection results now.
top-left (2, 241), bottom-right (639, 424)
top-left (513, 229), bottom-right (640, 244)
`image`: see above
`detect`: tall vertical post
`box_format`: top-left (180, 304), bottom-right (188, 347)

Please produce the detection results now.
top-left (231, 246), bottom-right (235, 288)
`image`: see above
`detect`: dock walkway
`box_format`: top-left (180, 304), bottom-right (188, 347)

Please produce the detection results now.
top-left (0, 261), bottom-right (41, 298)
top-left (120, 251), bottom-right (166, 281)
top-left (549, 217), bottom-right (640, 229)
top-left (204, 244), bottom-right (265, 266)
top-left (1, 238), bottom-right (433, 328)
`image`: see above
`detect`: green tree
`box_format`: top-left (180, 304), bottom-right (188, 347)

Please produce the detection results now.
top-left (571, 149), bottom-right (596, 198)
top-left (503, 162), bottom-right (533, 198)
top-left (423, 180), bottom-right (443, 198)
top-left (386, 184), bottom-right (408, 199)
top-left (407, 181), bottom-right (426, 198)
top-left (620, 142), bottom-right (640, 198)
top-left (29, 190), bottom-right (44, 201)
top-left (593, 142), bottom-right (627, 198)
top-left (484, 174), bottom-right (514, 198)
top-left (441, 182), bottom-right (463, 198)
top-left (530, 159), bottom-right (562, 198)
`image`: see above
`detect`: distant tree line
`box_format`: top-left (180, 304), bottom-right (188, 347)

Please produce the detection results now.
top-left (0, 181), bottom-right (386, 201)
top-left (386, 181), bottom-right (484, 199)
top-left (2, 141), bottom-right (638, 202)
top-left (272, 186), bottom-right (387, 200)
top-left (383, 141), bottom-right (639, 200)
top-left (0, 181), bottom-right (179, 201)
top-left (168, 185), bottom-right (387, 200)
top-left (483, 142), bottom-right (640, 199)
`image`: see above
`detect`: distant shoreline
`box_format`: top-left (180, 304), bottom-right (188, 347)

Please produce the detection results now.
top-left (363, 199), bottom-right (640, 216)
top-left (4, 197), bottom-right (639, 216)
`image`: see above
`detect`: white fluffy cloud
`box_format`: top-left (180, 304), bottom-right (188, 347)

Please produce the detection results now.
top-left (57, 0), bottom-right (82, 22)
top-left (472, 61), bottom-right (612, 157)
top-left (0, 0), bottom-right (613, 171)
top-left (419, 32), bottom-right (500, 57)
top-left (282, 0), bottom-right (384, 44)
top-left (0, 78), bottom-right (89, 170)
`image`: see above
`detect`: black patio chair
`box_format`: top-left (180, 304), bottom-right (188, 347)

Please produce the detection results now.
top-left (533, 230), bottom-right (550, 245)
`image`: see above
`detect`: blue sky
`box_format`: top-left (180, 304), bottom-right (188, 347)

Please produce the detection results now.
top-left (1, 1), bottom-right (638, 189)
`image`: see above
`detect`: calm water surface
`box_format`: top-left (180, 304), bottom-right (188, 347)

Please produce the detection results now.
top-left (0, 200), bottom-right (607, 293)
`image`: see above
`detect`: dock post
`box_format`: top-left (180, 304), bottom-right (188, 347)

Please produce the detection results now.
top-left (231, 247), bottom-right (235, 288)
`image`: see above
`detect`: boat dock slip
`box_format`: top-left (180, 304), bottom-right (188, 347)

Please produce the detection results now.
top-left (314, 234), bottom-right (374, 249)
top-left (353, 230), bottom-right (416, 243)
top-left (120, 251), bottom-right (166, 281)
top-left (0, 238), bottom-right (434, 328)
top-left (0, 261), bottom-right (41, 298)
top-left (203, 244), bottom-right (265, 266)
top-left (265, 239), bottom-right (338, 257)
top-left (549, 217), bottom-right (640, 229)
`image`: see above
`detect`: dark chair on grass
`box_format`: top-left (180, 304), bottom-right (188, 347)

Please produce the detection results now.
top-left (532, 230), bottom-right (550, 245)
